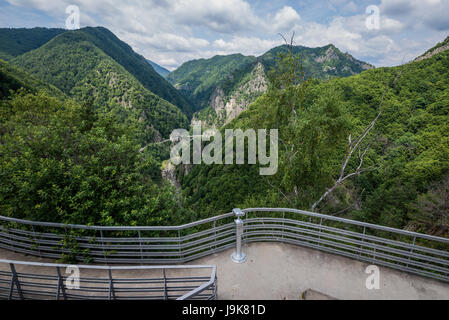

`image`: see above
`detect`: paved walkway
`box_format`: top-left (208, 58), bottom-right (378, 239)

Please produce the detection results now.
top-left (1, 243), bottom-right (448, 300)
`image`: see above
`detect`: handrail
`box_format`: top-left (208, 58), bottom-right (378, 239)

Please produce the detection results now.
top-left (0, 208), bottom-right (448, 283)
top-left (0, 212), bottom-right (235, 231)
top-left (2, 208), bottom-right (448, 242)
top-left (244, 208), bottom-right (449, 243)
top-left (0, 259), bottom-right (217, 300)
top-left (0, 259), bottom-right (216, 270)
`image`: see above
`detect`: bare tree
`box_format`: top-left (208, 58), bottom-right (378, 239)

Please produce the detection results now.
top-left (311, 70), bottom-right (403, 212)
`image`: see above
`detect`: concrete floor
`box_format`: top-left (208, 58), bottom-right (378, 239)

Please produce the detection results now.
top-left (190, 242), bottom-right (449, 300)
top-left (1, 242), bottom-right (449, 300)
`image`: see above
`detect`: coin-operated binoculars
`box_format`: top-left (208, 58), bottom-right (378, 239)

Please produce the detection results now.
top-left (231, 208), bottom-right (247, 263)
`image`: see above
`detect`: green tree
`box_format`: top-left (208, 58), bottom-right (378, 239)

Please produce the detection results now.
top-left (0, 90), bottom-right (192, 226)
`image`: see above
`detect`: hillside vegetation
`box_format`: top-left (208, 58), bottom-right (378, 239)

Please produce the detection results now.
top-left (0, 89), bottom-right (194, 226)
top-left (168, 54), bottom-right (257, 111)
top-left (0, 27), bottom-right (193, 116)
top-left (1, 26), bottom-right (448, 241)
top-left (0, 27), bottom-right (65, 60)
top-left (169, 43), bottom-right (373, 127)
top-left (0, 27), bottom-right (199, 228)
top-left (0, 59), bottom-right (65, 100)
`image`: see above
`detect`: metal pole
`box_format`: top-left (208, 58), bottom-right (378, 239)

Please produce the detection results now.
top-left (360, 226), bottom-right (366, 256)
top-left (9, 263), bottom-right (24, 300)
top-left (406, 236), bottom-right (416, 268)
top-left (56, 267), bottom-right (67, 300)
top-left (178, 230), bottom-right (182, 262)
top-left (318, 218), bottom-right (323, 247)
top-left (100, 230), bottom-right (107, 265)
top-left (138, 230), bottom-right (143, 263)
top-left (31, 225), bottom-right (42, 258)
top-left (214, 271), bottom-right (218, 300)
top-left (108, 269), bottom-right (115, 300)
top-left (163, 268), bottom-right (168, 300)
top-left (213, 220), bottom-right (217, 252)
top-left (231, 208), bottom-right (246, 263)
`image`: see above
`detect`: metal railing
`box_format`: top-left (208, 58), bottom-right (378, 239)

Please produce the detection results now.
top-left (0, 259), bottom-right (216, 300)
top-left (1, 208), bottom-right (449, 283)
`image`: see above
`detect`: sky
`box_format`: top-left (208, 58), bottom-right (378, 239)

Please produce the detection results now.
top-left (1, 0), bottom-right (448, 70)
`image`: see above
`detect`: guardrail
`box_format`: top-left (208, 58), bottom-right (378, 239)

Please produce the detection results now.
top-left (1, 208), bottom-right (448, 283)
top-left (0, 259), bottom-right (216, 300)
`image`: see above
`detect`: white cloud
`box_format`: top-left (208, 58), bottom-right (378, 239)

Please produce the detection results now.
top-left (271, 6), bottom-right (301, 32)
top-left (342, 1), bottom-right (358, 13)
top-left (170, 0), bottom-right (263, 33)
top-left (213, 36), bottom-right (282, 55)
top-left (379, 0), bottom-right (449, 31)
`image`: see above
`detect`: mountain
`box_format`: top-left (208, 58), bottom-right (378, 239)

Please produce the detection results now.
top-left (168, 44), bottom-right (374, 127)
top-left (168, 54), bottom-right (257, 111)
top-left (0, 63), bottom-right (189, 229)
top-left (75, 27), bottom-right (194, 116)
top-left (0, 27), bottom-right (65, 61)
top-left (0, 59), bottom-right (65, 99)
top-left (260, 44), bottom-right (374, 78)
top-left (0, 28), bottom-right (193, 228)
top-left (11, 29), bottom-right (188, 141)
top-left (0, 27), bottom-right (194, 116)
top-left (147, 59), bottom-right (170, 78)
top-left (180, 39), bottom-right (449, 237)
top-left (415, 35), bottom-right (449, 62)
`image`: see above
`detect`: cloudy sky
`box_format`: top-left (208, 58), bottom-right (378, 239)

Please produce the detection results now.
top-left (1, 0), bottom-right (448, 70)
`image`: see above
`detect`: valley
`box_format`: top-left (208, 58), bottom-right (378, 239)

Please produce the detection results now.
top-left (0, 26), bottom-right (448, 240)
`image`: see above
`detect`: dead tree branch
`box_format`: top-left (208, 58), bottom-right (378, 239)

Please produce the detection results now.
top-left (311, 70), bottom-right (403, 212)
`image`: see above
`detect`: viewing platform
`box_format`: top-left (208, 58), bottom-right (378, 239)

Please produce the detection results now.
top-left (1, 242), bottom-right (448, 300)
top-left (1, 208), bottom-right (449, 300)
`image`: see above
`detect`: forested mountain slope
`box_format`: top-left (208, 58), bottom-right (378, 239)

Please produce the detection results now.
top-left (0, 27), bottom-right (65, 60)
top-left (11, 30), bottom-right (188, 141)
top-left (147, 59), bottom-right (170, 78)
top-left (260, 44), bottom-right (374, 78)
top-left (0, 27), bottom-right (194, 116)
top-left (168, 54), bottom-right (257, 112)
top-left (77, 27), bottom-right (194, 116)
top-left (169, 44), bottom-right (373, 127)
top-left (180, 42), bottom-right (449, 237)
top-left (0, 87), bottom-right (192, 228)
top-left (0, 33), bottom-right (193, 227)
top-left (0, 59), bottom-right (65, 99)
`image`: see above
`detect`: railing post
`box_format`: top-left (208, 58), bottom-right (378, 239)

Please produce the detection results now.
top-left (9, 263), bottom-right (24, 300)
top-left (178, 230), bottom-right (182, 262)
top-left (108, 269), bottom-right (115, 300)
top-left (360, 226), bottom-right (366, 256)
top-left (214, 271), bottom-right (218, 300)
top-left (406, 236), bottom-right (416, 268)
top-left (138, 230), bottom-right (143, 264)
top-left (163, 268), bottom-right (168, 300)
top-left (213, 220), bottom-right (217, 252)
top-left (31, 225), bottom-right (42, 258)
top-left (100, 230), bottom-right (107, 265)
top-left (318, 218), bottom-right (323, 247)
top-left (56, 267), bottom-right (67, 300)
top-left (231, 208), bottom-right (246, 264)
top-left (281, 211), bottom-right (285, 241)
